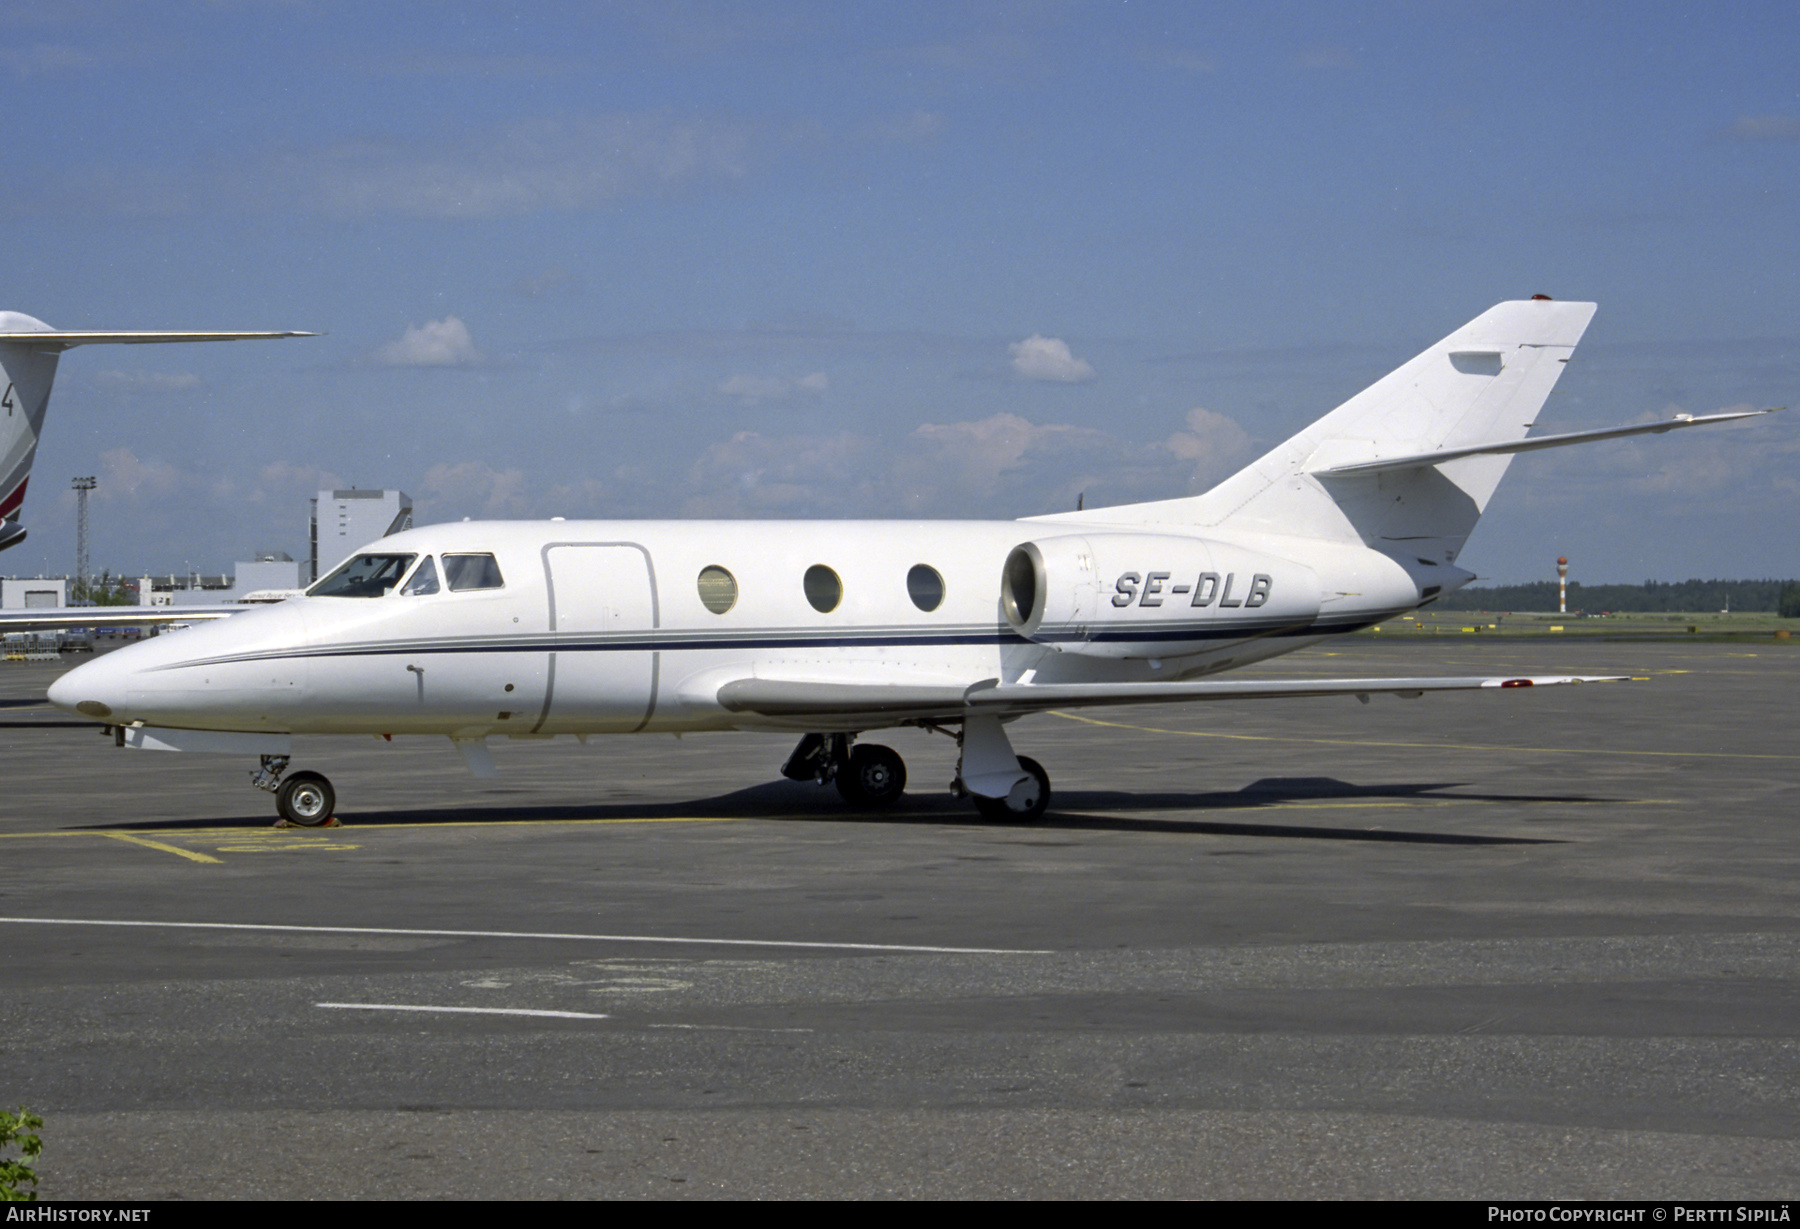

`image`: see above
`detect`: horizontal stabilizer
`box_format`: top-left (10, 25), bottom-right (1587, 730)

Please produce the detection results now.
top-left (0, 329), bottom-right (316, 350)
top-left (1310, 408), bottom-right (1780, 476)
top-left (0, 312), bottom-right (316, 553)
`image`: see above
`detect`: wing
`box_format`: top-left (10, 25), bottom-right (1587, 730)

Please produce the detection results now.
top-left (714, 673), bottom-right (1633, 728)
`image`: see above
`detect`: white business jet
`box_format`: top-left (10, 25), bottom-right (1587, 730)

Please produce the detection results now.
top-left (47, 299), bottom-right (1773, 826)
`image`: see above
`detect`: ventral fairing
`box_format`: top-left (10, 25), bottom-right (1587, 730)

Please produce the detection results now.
top-left (47, 299), bottom-right (1777, 825)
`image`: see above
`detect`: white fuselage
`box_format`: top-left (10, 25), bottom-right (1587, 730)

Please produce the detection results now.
top-left (49, 518), bottom-right (1441, 740)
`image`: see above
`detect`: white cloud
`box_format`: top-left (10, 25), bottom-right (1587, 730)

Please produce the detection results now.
top-left (1724, 115), bottom-right (1800, 143)
top-left (361, 50), bottom-right (570, 80)
top-left (282, 113), bottom-right (756, 220)
top-left (1145, 48), bottom-right (1216, 74)
top-left (0, 43), bottom-right (100, 78)
top-left (32, 107), bottom-right (950, 223)
top-left (254, 461), bottom-right (343, 506)
top-left (717, 370), bottom-right (829, 403)
top-left (860, 110), bottom-right (944, 143)
top-left (512, 265), bottom-right (580, 297)
top-left (418, 461), bottom-right (531, 517)
top-left (375, 317), bottom-right (481, 367)
top-left (1008, 335), bottom-right (1096, 383)
top-left (93, 447), bottom-right (183, 501)
top-left (683, 429), bottom-right (873, 516)
top-left (1162, 407), bottom-right (1253, 473)
top-left (910, 412), bottom-right (1097, 477)
top-left (680, 413), bottom-right (1122, 518)
top-left (1295, 46), bottom-right (1356, 70)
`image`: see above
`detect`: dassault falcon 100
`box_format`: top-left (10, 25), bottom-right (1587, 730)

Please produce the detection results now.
top-left (48, 299), bottom-right (1775, 825)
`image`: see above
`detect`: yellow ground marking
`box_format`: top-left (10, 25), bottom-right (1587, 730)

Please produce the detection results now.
top-left (101, 833), bottom-right (223, 864)
top-left (0, 814), bottom-right (752, 846)
top-left (331, 814), bottom-right (753, 830)
top-left (1049, 710), bottom-right (1799, 760)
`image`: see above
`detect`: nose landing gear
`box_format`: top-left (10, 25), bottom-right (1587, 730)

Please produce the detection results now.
top-left (251, 755), bottom-right (338, 826)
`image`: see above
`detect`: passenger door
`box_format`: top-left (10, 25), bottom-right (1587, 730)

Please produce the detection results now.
top-left (538, 543), bottom-right (657, 733)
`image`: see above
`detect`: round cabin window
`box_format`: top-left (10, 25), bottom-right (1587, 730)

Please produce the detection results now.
top-left (907, 563), bottom-right (945, 612)
top-left (804, 564), bottom-right (842, 613)
top-left (697, 565), bottom-right (738, 615)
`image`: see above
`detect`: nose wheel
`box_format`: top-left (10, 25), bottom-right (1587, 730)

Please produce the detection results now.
top-left (276, 771), bottom-right (337, 826)
top-left (252, 755), bottom-right (338, 826)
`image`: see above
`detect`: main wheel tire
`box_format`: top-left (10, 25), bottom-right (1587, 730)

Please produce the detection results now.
top-left (835, 743), bottom-right (907, 807)
top-left (276, 771), bottom-right (336, 826)
top-left (972, 755), bottom-right (1050, 824)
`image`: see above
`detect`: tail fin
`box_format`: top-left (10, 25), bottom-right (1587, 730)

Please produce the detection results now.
top-left (1061, 299), bottom-right (1596, 565)
top-left (0, 313), bottom-right (314, 552)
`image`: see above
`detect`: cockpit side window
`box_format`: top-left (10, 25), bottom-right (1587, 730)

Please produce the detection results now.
top-left (401, 556), bottom-right (440, 596)
top-left (309, 553), bottom-right (419, 598)
top-left (443, 553), bottom-right (504, 592)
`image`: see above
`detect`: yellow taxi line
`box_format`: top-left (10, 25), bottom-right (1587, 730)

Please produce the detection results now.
top-left (0, 813), bottom-right (752, 845)
top-left (101, 833), bottom-right (223, 864)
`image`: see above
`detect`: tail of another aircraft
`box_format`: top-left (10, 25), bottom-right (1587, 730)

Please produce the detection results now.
top-left (1056, 299), bottom-right (1598, 566)
top-left (0, 315), bottom-right (66, 550)
top-left (0, 313), bottom-right (313, 552)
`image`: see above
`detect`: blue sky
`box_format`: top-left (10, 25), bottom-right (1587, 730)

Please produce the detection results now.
top-left (4, 0), bottom-right (1796, 585)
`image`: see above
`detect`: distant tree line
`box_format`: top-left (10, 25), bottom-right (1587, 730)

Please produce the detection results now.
top-left (1434, 578), bottom-right (1800, 615)
top-left (69, 571), bottom-right (135, 607)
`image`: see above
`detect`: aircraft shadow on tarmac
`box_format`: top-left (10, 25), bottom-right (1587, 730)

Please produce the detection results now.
top-left (80, 775), bottom-right (1576, 844)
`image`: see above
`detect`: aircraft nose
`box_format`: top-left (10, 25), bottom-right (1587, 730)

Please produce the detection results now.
top-left (48, 654), bottom-right (130, 721)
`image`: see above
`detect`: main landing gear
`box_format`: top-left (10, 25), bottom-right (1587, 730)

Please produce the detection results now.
top-left (781, 733), bottom-right (908, 807)
top-left (780, 716), bottom-right (1052, 823)
top-left (970, 754), bottom-right (1050, 824)
top-left (251, 755), bottom-right (338, 826)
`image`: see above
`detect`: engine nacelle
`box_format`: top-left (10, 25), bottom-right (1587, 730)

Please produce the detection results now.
top-left (1002, 534), bottom-right (1322, 659)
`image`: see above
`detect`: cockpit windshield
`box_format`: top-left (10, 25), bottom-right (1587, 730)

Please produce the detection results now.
top-left (401, 556), bottom-right (440, 596)
top-left (309, 553), bottom-right (419, 598)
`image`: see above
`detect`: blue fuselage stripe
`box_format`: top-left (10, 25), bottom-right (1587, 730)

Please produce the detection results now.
top-left (157, 612), bottom-right (1395, 672)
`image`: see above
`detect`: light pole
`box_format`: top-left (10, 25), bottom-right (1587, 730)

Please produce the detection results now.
top-left (72, 476), bottom-right (96, 601)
